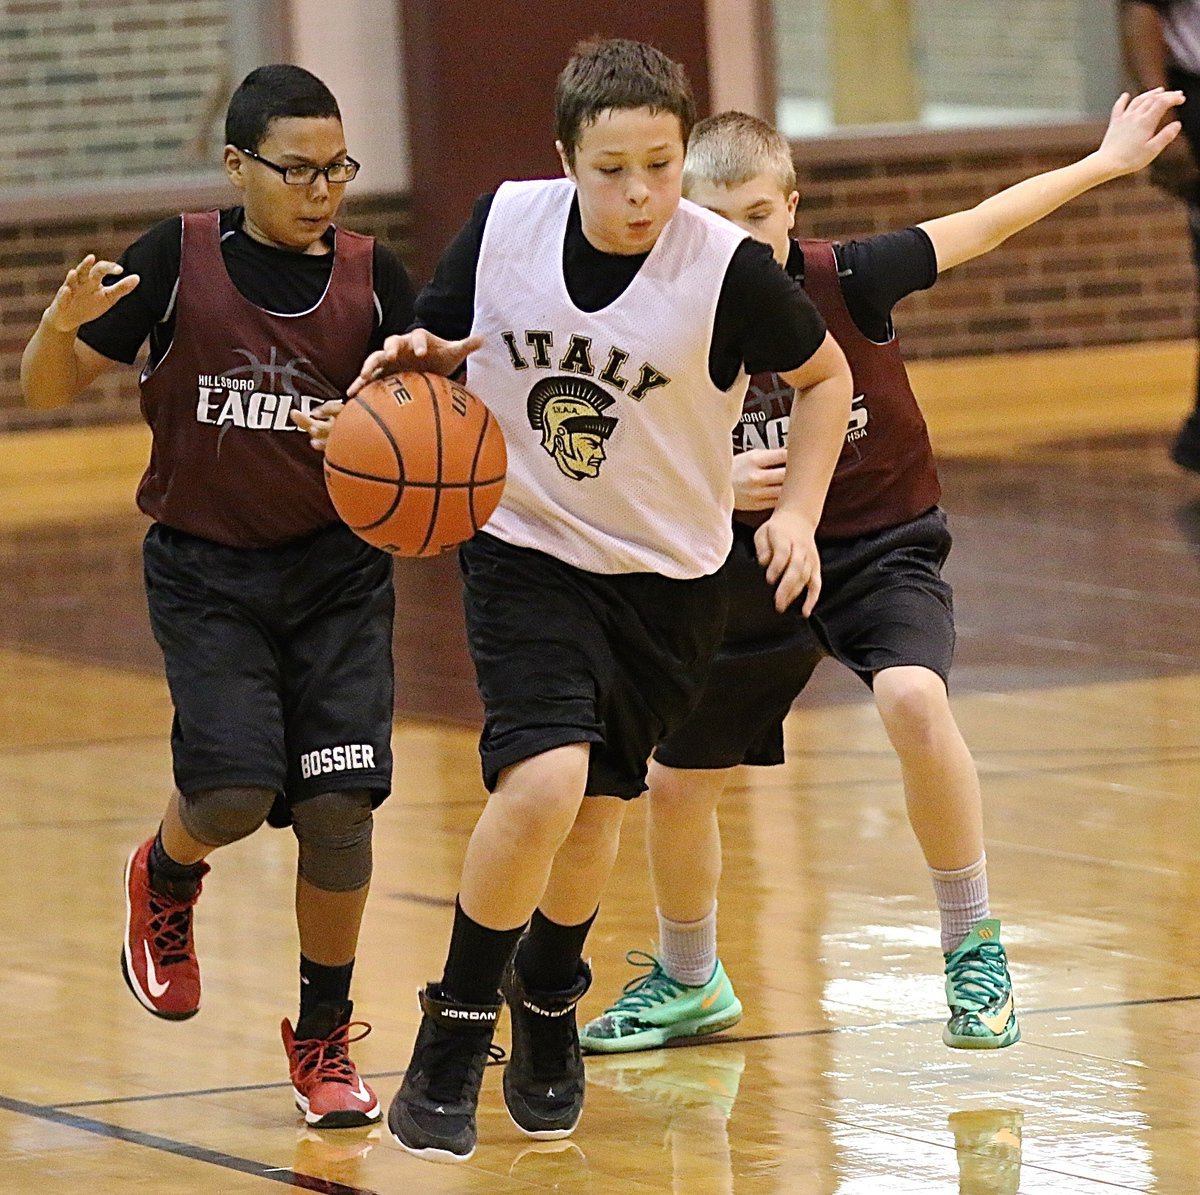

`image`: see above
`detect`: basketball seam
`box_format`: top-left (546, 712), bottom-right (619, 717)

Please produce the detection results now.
top-left (415, 373), bottom-right (444, 556)
top-left (325, 462), bottom-right (502, 489)
top-left (468, 398), bottom-right (490, 533)
top-left (336, 395), bottom-right (407, 531)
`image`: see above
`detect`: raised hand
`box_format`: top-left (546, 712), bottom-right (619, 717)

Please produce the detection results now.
top-left (45, 255), bottom-right (140, 333)
top-left (1094, 87), bottom-right (1185, 177)
top-left (347, 329), bottom-right (485, 397)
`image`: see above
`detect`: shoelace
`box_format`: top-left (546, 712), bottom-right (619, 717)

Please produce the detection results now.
top-left (147, 889), bottom-right (197, 968)
top-left (606, 950), bottom-right (688, 1017)
top-left (292, 1021), bottom-right (373, 1087)
top-left (946, 942), bottom-right (1009, 1011)
top-left (423, 1032), bottom-right (505, 1105)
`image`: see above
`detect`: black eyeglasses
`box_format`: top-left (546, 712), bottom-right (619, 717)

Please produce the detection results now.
top-left (239, 147), bottom-right (360, 186)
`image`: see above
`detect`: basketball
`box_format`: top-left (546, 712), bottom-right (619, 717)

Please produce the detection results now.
top-left (323, 372), bottom-right (506, 556)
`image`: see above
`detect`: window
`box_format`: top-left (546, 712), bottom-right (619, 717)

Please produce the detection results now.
top-left (0, 1), bottom-right (282, 188)
top-left (773, 0), bottom-right (1123, 137)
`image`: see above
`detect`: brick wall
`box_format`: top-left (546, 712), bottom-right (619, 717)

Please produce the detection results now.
top-left (1, 0), bottom-right (231, 185)
top-left (1, 139), bottom-right (1194, 430)
top-left (793, 138), bottom-right (1196, 359)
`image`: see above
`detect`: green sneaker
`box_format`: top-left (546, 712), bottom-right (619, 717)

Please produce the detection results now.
top-left (943, 919), bottom-right (1020, 1050)
top-left (579, 952), bottom-right (742, 1054)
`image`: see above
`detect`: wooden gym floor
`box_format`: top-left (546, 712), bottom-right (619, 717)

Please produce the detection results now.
top-left (2, 339), bottom-right (1200, 1193)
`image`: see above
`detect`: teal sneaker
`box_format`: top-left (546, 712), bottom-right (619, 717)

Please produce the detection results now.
top-left (579, 952), bottom-right (742, 1054)
top-left (943, 919), bottom-right (1020, 1049)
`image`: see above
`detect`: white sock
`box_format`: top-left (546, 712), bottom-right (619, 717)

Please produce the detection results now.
top-left (658, 905), bottom-right (718, 987)
top-left (930, 855), bottom-right (990, 955)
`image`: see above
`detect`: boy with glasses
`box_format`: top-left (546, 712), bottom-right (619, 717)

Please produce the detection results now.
top-left (20, 64), bottom-right (414, 1127)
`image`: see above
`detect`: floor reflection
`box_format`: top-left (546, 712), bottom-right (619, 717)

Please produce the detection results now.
top-left (507, 1139), bottom-right (591, 1190)
top-left (589, 1045), bottom-right (745, 1194)
top-left (950, 1109), bottom-right (1022, 1195)
top-left (292, 1123), bottom-right (380, 1187)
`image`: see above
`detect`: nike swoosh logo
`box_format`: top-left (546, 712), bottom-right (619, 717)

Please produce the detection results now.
top-left (350, 1081), bottom-right (374, 1104)
top-left (701, 981), bottom-right (727, 1010)
top-left (979, 996), bottom-right (1014, 1035)
top-left (143, 942), bottom-right (170, 998)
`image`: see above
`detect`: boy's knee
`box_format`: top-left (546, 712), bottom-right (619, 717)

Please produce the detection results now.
top-left (178, 785), bottom-right (276, 847)
top-left (291, 789), bottom-right (374, 893)
top-left (647, 764), bottom-right (727, 818)
top-left (493, 747), bottom-right (589, 844)
top-left (568, 795), bottom-right (627, 848)
top-left (875, 667), bottom-right (952, 741)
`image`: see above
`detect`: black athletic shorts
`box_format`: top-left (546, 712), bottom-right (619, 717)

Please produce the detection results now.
top-left (143, 521), bottom-right (395, 813)
top-left (654, 507), bottom-right (954, 770)
top-left (460, 530), bottom-right (729, 799)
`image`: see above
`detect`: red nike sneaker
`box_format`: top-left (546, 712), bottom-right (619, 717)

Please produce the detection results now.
top-left (121, 836), bottom-right (206, 1020)
top-left (283, 1003), bottom-right (382, 1128)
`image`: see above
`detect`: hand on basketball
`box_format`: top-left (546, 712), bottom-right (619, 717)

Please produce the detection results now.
top-left (291, 399), bottom-right (343, 451)
top-left (732, 447), bottom-right (788, 511)
top-left (755, 509), bottom-right (821, 616)
top-left (1094, 87), bottom-right (1185, 177)
top-left (348, 329), bottom-right (486, 397)
top-left (44, 254), bottom-right (140, 333)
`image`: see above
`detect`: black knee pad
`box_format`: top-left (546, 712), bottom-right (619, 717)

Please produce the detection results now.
top-left (178, 786), bottom-right (276, 848)
top-left (291, 790), bottom-right (374, 893)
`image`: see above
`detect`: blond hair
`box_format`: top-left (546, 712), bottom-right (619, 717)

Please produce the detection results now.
top-left (683, 111), bottom-right (796, 197)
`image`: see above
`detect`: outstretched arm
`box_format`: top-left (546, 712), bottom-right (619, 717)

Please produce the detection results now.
top-left (21, 255), bottom-right (135, 408)
top-left (920, 88), bottom-right (1183, 272)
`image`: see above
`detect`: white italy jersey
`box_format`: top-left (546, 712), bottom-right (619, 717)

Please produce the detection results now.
top-left (468, 178), bottom-right (751, 578)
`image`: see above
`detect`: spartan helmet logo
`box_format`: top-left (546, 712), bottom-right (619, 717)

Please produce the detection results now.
top-left (527, 376), bottom-right (619, 480)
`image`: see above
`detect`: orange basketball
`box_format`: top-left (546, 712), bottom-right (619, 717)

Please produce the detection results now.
top-left (323, 372), bottom-right (506, 556)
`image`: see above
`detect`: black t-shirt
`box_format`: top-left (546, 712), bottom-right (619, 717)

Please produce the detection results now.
top-left (415, 192), bottom-right (828, 390)
top-left (806, 228), bottom-right (939, 340)
top-left (78, 207), bottom-right (415, 367)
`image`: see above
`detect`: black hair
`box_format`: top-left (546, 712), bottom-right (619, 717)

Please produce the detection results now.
top-left (224, 64), bottom-right (341, 151)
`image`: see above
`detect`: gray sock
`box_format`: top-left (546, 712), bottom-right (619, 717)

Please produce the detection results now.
top-left (931, 855), bottom-right (989, 954)
top-left (657, 904), bottom-right (718, 986)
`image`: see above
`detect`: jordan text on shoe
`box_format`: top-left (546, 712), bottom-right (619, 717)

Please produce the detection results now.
top-left (120, 837), bottom-right (207, 1020)
top-left (387, 985), bottom-right (502, 1162)
top-left (580, 952), bottom-right (742, 1053)
top-left (502, 959), bottom-right (591, 1139)
top-left (943, 919), bottom-right (1020, 1049)
top-left (283, 1001), bottom-right (381, 1128)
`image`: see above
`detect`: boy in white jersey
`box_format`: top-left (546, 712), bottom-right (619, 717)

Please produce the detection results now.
top-left (305, 38), bottom-right (851, 1162)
